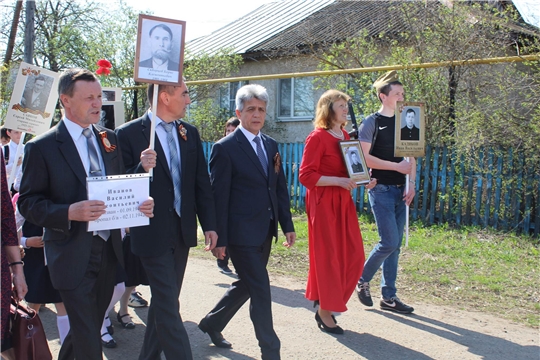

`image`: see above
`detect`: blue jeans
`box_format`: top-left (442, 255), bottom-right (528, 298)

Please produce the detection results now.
top-left (360, 184), bottom-right (406, 299)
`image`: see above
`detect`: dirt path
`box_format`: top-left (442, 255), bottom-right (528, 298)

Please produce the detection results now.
top-left (40, 257), bottom-right (538, 359)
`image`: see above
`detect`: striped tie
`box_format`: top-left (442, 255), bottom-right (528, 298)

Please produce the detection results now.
top-left (253, 136), bottom-right (268, 177)
top-left (82, 128), bottom-right (102, 176)
top-left (82, 128), bottom-right (109, 241)
top-left (161, 122), bottom-right (182, 217)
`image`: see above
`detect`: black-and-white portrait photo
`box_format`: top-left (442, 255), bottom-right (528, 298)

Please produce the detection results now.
top-left (348, 149), bottom-right (364, 174)
top-left (400, 107), bottom-right (420, 141)
top-left (135, 15), bottom-right (185, 85)
top-left (99, 104), bottom-right (116, 130)
top-left (20, 73), bottom-right (53, 113)
top-left (102, 90), bottom-right (116, 101)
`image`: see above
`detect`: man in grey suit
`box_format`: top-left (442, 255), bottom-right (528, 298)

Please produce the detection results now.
top-left (18, 68), bottom-right (154, 360)
top-left (116, 81), bottom-right (218, 360)
top-left (198, 84), bottom-right (296, 360)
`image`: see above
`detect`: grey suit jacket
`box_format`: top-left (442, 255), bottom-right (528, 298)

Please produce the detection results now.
top-left (210, 129), bottom-right (294, 247)
top-left (18, 120), bottom-right (123, 290)
top-left (115, 113), bottom-right (217, 257)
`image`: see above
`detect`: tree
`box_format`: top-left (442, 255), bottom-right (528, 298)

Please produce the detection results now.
top-left (182, 49), bottom-right (243, 141)
top-left (313, 1), bottom-right (540, 157)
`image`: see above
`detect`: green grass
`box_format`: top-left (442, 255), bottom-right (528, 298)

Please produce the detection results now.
top-left (195, 214), bottom-right (540, 327)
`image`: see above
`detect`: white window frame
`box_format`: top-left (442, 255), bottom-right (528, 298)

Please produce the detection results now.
top-left (277, 77), bottom-right (315, 122)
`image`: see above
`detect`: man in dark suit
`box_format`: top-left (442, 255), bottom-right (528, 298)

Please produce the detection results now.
top-left (21, 74), bottom-right (48, 113)
top-left (400, 108), bottom-right (420, 141)
top-left (115, 81), bottom-right (218, 360)
top-left (139, 23), bottom-right (180, 71)
top-left (18, 68), bottom-right (154, 360)
top-left (198, 84), bottom-right (296, 360)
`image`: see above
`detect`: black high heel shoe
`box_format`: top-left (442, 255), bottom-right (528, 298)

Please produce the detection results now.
top-left (315, 312), bottom-right (344, 335)
top-left (313, 301), bottom-right (338, 324)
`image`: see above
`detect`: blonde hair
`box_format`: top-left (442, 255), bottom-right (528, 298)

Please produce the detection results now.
top-left (313, 89), bottom-right (351, 130)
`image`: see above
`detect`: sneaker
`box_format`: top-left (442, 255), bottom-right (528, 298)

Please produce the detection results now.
top-left (356, 281), bottom-right (373, 307)
top-left (380, 297), bottom-right (414, 314)
top-left (218, 265), bottom-right (233, 275)
top-left (128, 291), bottom-right (148, 308)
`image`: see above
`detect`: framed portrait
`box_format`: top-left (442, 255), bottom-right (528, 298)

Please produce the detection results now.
top-left (339, 140), bottom-right (371, 185)
top-left (99, 101), bottom-right (125, 130)
top-left (134, 14), bottom-right (185, 86)
top-left (394, 101), bottom-right (426, 157)
top-left (101, 87), bottom-right (122, 102)
top-left (4, 62), bottom-right (60, 136)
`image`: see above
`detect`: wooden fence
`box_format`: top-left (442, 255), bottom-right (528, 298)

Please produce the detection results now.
top-left (202, 142), bottom-right (539, 237)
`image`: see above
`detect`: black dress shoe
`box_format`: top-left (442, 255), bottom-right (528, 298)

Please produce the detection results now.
top-left (117, 312), bottom-right (135, 329)
top-left (198, 319), bottom-right (232, 348)
top-left (101, 333), bottom-right (117, 348)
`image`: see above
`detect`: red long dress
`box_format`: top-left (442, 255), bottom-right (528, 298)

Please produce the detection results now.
top-left (299, 128), bottom-right (365, 312)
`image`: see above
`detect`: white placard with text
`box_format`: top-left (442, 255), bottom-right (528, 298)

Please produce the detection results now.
top-left (87, 173), bottom-right (150, 231)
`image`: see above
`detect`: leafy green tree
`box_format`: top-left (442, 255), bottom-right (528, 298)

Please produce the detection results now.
top-left (313, 1), bottom-right (539, 156)
top-left (182, 49), bottom-right (243, 141)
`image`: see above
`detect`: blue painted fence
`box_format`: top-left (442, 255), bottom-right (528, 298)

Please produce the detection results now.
top-left (203, 142), bottom-right (539, 237)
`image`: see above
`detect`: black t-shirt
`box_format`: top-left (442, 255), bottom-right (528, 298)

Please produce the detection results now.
top-left (358, 113), bottom-right (405, 185)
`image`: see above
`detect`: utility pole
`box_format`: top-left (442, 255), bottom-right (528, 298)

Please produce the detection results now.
top-left (24, 0), bottom-right (35, 64)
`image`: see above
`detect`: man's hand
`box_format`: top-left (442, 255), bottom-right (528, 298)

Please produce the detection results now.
top-left (211, 246), bottom-right (226, 259)
top-left (68, 200), bottom-right (106, 222)
top-left (204, 231), bottom-right (218, 251)
top-left (140, 148), bottom-right (157, 173)
top-left (403, 187), bottom-right (416, 206)
top-left (283, 232), bottom-right (296, 248)
top-left (364, 178), bottom-right (377, 190)
top-left (394, 160), bottom-right (413, 174)
top-left (26, 236), bottom-right (44, 248)
top-left (138, 197), bottom-right (155, 218)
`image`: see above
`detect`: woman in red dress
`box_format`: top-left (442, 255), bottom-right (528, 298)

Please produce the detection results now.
top-left (299, 89), bottom-right (376, 334)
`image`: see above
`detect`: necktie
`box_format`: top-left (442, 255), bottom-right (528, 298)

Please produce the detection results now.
top-left (82, 128), bottom-right (110, 241)
top-left (82, 128), bottom-right (102, 176)
top-left (161, 122), bottom-right (182, 217)
top-left (253, 136), bottom-right (268, 177)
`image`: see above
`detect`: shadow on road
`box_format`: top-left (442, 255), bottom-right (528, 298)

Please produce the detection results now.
top-left (367, 309), bottom-right (539, 359)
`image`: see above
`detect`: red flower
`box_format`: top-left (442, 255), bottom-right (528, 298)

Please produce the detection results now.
top-left (97, 59), bottom-right (112, 68)
top-left (96, 67), bottom-right (111, 75)
top-left (96, 59), bottom-right (112, 76)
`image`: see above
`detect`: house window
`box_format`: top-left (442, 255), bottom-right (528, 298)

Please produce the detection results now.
top-left (220, 81), bottom-right (248, 117)
top-left (278, 77), bottom-right (315, 120)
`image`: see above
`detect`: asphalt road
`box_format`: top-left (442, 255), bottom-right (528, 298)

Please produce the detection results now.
top-left (39, 257), bottom-right (538, 359)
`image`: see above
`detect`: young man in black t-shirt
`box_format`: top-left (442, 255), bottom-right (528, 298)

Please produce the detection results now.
top-left (355, 71), bottom-right (417, 314)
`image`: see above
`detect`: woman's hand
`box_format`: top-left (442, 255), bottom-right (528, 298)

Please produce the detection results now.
top-left (336, 177), bottom-right (358, 191)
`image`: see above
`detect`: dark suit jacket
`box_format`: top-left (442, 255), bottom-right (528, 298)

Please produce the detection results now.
top-left (115, 113), bottom-right (216, 257)
top-left (210, 130), bottom-right (294, 247)
top-left (139, 58), bottom-right (180, 71)
top-left (18, 120), bottom-right (124, 290)
top-left (21, 88), bottom-right (48, 113)
top-left (400, 125), bottom-right (420, 141)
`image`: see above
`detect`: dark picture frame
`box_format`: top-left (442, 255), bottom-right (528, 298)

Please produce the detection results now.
top-left (99, 101), bottom-right (125, 130)
top-left (339, 140), bottom-right (371, 185)
top-left (134, 14), bottom-right (186, 86)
